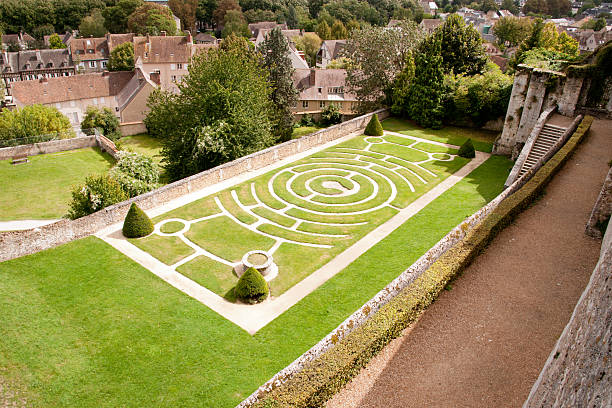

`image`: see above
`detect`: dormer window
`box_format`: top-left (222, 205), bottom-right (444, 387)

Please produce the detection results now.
top-left (86, 40), bottom-right (91, 46)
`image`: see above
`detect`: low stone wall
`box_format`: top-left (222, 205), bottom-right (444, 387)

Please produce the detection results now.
top-left (95, 134), bottom-right (120, 160)
top-left (0, 136), bottom-right (97, 161)
top-left (0, 109), bottom-right (389, 262)
top-left (120, 122), bottom-right (147, 136)
top-left (524, 222), bottom-right (611, 408)
top-left (586, 166), bottom-right (612, 238)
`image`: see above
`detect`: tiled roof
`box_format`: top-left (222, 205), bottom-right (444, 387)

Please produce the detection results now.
top-left (133, 35), bottom-right (191, 63)
top-left (293, 69), bottom-right (356, 101)
top-left (107, 33), bottom-right (135, 51)
top-left (11, 71), bottom-right (135, 105)
top-left (194, 33), bottom-right (217, 43)
top-left (0, 49), bottom-right (72, 73)
top-left (248, 22), bottom-right (288, 37)
top-left (321, 40), bottom-right (346, 60)
top-left (70, 37), bottom-right (109, 61)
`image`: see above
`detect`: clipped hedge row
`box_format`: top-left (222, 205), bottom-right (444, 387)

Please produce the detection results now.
top-left (254, 116), bottom-right (594, 408)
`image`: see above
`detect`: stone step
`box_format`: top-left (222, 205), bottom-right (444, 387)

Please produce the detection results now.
top-left (542, 124), bottom-right (566, 131)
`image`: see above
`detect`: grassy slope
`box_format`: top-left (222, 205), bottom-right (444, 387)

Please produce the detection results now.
top-left (0, 147), bottom-right (114, 220)
top-left (119, 134), bottom-right (163, 164)
top-left (0, 155), bottom-right (512, 407)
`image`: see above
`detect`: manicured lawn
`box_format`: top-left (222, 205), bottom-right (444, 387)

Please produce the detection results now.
top-left (382, 117), bottom-right (499, 152)
top-left (292, 126), bottom-right (322, 139)
top-left (119, 134), bottom-right (163, 164)
top-left (0, 147), bottom-right (114, 220)
top-left (0, 155), bottom-right (512, 407)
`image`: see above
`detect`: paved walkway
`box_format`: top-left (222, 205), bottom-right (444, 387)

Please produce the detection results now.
top-left (0, 219), bottom-right (61, 231)
top-left (327, 119), bottom-right (612, 408)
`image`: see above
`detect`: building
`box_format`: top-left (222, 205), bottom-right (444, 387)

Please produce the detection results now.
top-left (194, 33), bottom-right (218, 44)
top-left (43, 32), bottom-right (75, 48)
top-left (0, 49), bottom-right (75, 95)
top-left (292, 68), bottom-right (357, 120)
top-left (316, 40), bottom-right (346, 68)
top-left (421, 1), bottom-right (439, 15)
top-left (11, 69), bottom-right (157, 135)
top-left (1, 32), bottom-right (36, 51)
top-left (420, 19), bottom-right (443, 34)
top-left (70, 37), bottom-right (109, 73)
top-left (248, 22), bottom-right (288, 38)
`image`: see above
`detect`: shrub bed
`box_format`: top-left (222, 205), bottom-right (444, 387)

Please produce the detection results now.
top-left (253, 116), bottom-right (594, 408)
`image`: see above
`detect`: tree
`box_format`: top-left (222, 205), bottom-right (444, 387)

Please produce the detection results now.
top-left (481, 0), bottom-right (499, 12)
top-left (346, 19), bottom-right (360, 32)
top-left (501, 0), bottom-right (519, 15)
top-left (286, 4), bottom-right (299, 28)
top-left (294, 32), bottom-right (322, 66)
top-left (389, 51), bottom-right (415, 117)
top-left (81, 106), bottom-right (121, 140)
top-left (169, 0), bottom-right (198, 33)
top-left (234, 267), bottom-right (269, 304)
top-left (108, 42), bottom-right (135, 71)
top-left (331, 20), bottom-right (347, 39)
top-left (316, 20), bottom-right (331, 40)
top-left (103, 0), bottom-right (144, 33)
top-left (122, 203), bottom-right (154, 238)
top-left (582, 17), bottom-right (606, 31)
top-left (32, 24), bottom-right (55, 40)
top-left (436, 14), bottom-right (487, 75)
top-left (213, 0), bottom-right (241, 28)
top-left (320, 103), bottom-right (342, 126)
top-left (344, 21), bottom-right (423, 113)
top-left (221, 10), bottom-right (250, 38)
top-left (48, 33), bottom-right (67, 49)
top-left (523, 0), bottom-right (570, 17)
top-left (128, 3), bottom-right (177, 35)
top-left (68, 175), bottom-right (128, 219)
top-left (196, 0), bottom-right (218, 28)
top-left (0, 105), bottom-right (74, 142)
top-left (492, 16), bottom-right (533, 48)
top-left (258, 28), bottom-right (299, 142)
top-left (510, 19), bottom-right (579, 69)
top-left (79, 9), bottom-right (107, 38)
top-left (405, 36), bottom-right (444, 128)
top-left (144, 37), bottom-right (274, 181)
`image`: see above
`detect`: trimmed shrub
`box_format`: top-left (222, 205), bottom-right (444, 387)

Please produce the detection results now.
top-left (364, 114), bottom-right (383, 136)
top-left (320, 104), bottom-right (342, 126)
top-left (122, 203), bottom-right (154, 238)
top-left (109, 151), bottom-right (160, 197)
top-left (234, 267), bottom-right (269, 304)
top-left (458, 139), bottom-right (475, 158)
top-left (67, 175), bottom-right (128, 219)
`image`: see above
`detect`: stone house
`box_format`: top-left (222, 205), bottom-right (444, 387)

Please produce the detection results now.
top-left (292, 68), bottom-right (357, 120)
top-left (1, 32), bottom-right (36, 51)
top-left (0, 49), bottom-right (75, 95)
top-left (316, 40), bottom-right (346, 68)
top-left (249, 22), bottom-right (288, 38)
top-left (420, 19), bottom-right (443, 34)
top-left (70, 37), bottom-right (109, 73)
top-left (11, 69), bottom-right (157, 135)
top-left (194, 33), bottom-right (218, 44)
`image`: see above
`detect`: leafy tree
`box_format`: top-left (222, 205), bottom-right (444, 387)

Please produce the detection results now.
top-left (67, 175), bottom-right (128, 219)
top-left (511, 19), bottom-right (579, 69)
top-left (346, 19), bottom-right (360, 32)
top-left (32, 24), bottom-right (55, 40)
top-left (0, 105), bottom-right (74, 141)
top-left (244, 8), bottom-right (275, 23)
top-left (389, 51), bottom-right (415, 117)
top-left (294, 32), bottom-right (322, 66)
top-left (316, 20), bottom-right (331, 40)
top-left (221, 10), bottom-right (250, 38)
top-left (48, 33), bottom-right (67, 49)
top-left (405, 35), bottom-right (444, 128)
top-left (501, 0), bottom-right (519, 14)
top-left (79, 9), bottom-right (107, 38)
top-left (81, 106), bottom-right (121, 140)
top-left (108, 42), bottom-right (135, 71)
top-left (364, 113), bottom-right (383, 135)
top-left (344, 21), bottom-right (423, 113)
top-left (258, 28), bottom-right (298, 142)
top-left (128, 3), bottom-right (177, 35)
top-left (169, 0), bottom-right (198, 33)
top-left (212, 0), bottom-right (241, 28)
top-left (436, 14), bottom-right (487, 75)
top-left (52, 0), bottom-right (106, 32)
top-left (481, 0), bottom-right (499, 12)
top-left (234, 267), bottom-right (269, 304)
top-left (492, 16), bottom-right (533, 48)
top-left (458, 139), bottom-right (475, 158)
top-left (286, 4), bottom-right (299, 28)
top-left (320, 103), bottom-right (342, 126)
top-left (523, 0), bottom-right (570, 17)
top-left (145, 37), bottom-right (274, 181)
top-left (103, 0), bottom-right (143, 33)
top-left (326, 57), bottom-right (350, 68)
top-left (582, 17), bottom-right (606, 31)
top-left (331, 19), bottom-right (348, 39)
top-left (110, 152), bottom-right (160, 197)
top-left (196, 0), bottom-right (218, 28)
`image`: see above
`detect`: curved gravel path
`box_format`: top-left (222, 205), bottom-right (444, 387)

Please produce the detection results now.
top-left (327, 119), bottom-right (612, 408)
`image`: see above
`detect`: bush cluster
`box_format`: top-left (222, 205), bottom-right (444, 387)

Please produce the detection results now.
top-left (0, 104), bottom-right (74, 143)
top-left (109, 151), bottom-right (160, 197)
top-left (234, 267), bottom-right (269, 304)
top-left (320, 104), bottom-right (342, 126)
top-left (458, 139), bottom-right (476, 158)
top-left (81, 106), bottom-right (121, 140)
top-left (67, 175), bottom-right (127, 220)
top-left (364, 114), bottom-right (383, 136)
top-left (122, 203), bottom-right (154, 238)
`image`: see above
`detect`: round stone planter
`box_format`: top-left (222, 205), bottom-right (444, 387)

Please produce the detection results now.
top-left (234, 250), bottom-right (278, 282)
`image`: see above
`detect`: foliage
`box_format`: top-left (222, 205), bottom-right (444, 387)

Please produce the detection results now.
top-left (122, 203), bottom-right (154, 238)
top-left (108, 42), bottom-right (134, 71)
top-left (492, 16), bottom-right (532, 48)
top-left (48, 33), bottom-right (67, 49)
top-left (81, 106), bottom-right (121, 140)
top-left (109, 151), bottom-right (160, 197)
top-left (299, 113), bottom-right (316, 127)
top-left (389, 51), bottom-right (415, 117)
top-left (320, 103), bottom-right (342, 126)
top-left (581, 17), bottom-right (606, 31)
top-left (316, 20), bottom-right (331, 40)
top-left (103, 0), bottom-right (143, 34)
top-left (435, 14), bottom-right (487, 75)
top-left (79, 8), bottom-right (107, 38)
top-left (331, 20), bottom-right (348, 39)
top-left (213, 0), bottom-right (241, 27)
top-left (294, 32), bottom-right (322, 67)
top-left (364, 113), bottom-right (383, 136)
top-left (221, 9), bottom-right (250, 38)
top-left (501, 0), bottom-right (519, 14)
top-left (32, 24), bottom-right (55, 40)
top-left (566, 42), bottom-right (612, 108)
top-left (128, 3), bottom-right (177, 36)
top-left (404, 35), bottom-right (444, 128)
top-left (345, 21), bottom-right (423, 113)
top-left (0, 104), bottom-right (74, 142)
top-left (145, 38), bottom-right (274, 181)
top-left (521, 48), bottom-right (575, 70)
top-left (234, 267), bottom-right (269, 304)
top-left (258, 28), bottom-right (298, 143)
top-left (67, 174), bottom-right (127, 219)
top-left (523, 0), bottom-right (570, 17)
top-left (458, 139), bottom-right (475, 158)
top-left (169, 0), bottom-right (198, 33)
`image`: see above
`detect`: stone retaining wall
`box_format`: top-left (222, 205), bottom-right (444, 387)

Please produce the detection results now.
top-left (0, 136), bottom-right (97, 161)
top-left (586, 166), bottom-right (612, 238)
top-left (120, 122), bottom-right (147, 136)
top-left (0, 109), bottom-right (389, 262)
top-left (95, 134), bottom-right (120, 160)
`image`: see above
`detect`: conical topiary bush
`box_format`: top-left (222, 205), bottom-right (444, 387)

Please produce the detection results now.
top-left (364, 114), bottom-right (384, 136)
top-left (122, 203), bottom-right (154, 238)
top-left (458, 138), bottom-right (475, 158)
top-left (234, 267), bottom-right (269, 304)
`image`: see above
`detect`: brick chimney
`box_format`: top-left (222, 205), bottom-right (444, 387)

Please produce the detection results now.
top-left (187, 31), bottom-right (193, 44)
top-left (161, 31), bottom-right (166, 37)
top-left (309, 69), bottom-right (316, 86)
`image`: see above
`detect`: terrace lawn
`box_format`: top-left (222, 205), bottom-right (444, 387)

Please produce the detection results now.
top-left (0, 155), bottom-right (512, 408)
top-left (119, 134), bottom-right (163, 164)
top-left (382, 117), bottom-right (499, 152)
top-left (0, 147), bottom-right (114, 221)
top-left (292, 126), bottom-right (322, 139)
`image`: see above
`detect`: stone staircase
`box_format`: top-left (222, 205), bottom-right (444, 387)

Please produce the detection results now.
top-left (518, 123), bottom-right (567, 177)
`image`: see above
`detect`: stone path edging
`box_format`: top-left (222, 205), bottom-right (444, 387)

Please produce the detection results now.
top-left (0, 219), bottom-right (62, 231)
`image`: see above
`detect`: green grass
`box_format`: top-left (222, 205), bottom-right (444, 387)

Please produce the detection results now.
top-left (252, 206), bottom-right (296, 228)
top-left (160, 221), bottom-right (185, 233)
top-left (176, 256), bottom-right (236, 299)
top-left (0, 147), bottom-right (114, 220)
top-left (292, 126), bottom-right (321, 139)
top-left (129, 234), bottom-right (194, 265)
top-left (152, 197), bottom-right (220, 222)
top-left (119, 134), bottom-right (163, 164)
top-left (0, 155), bottom-right (511, 407)
top-left (382, 117), bottom-right (498, 152)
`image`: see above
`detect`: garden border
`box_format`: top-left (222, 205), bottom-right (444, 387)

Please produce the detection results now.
top-left (240, 116), bottom-right (594, 408)
top-left (0, 109), bottom-right (389, 262)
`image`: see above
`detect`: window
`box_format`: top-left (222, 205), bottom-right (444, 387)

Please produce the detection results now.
top-left (177, 63), bottom-right (183, 69)
top-left (170, 64), bottom-right (176, 70)
top-left (100, 97), bottom-right (105, 104)
top-left (86, 40), bottom-right (91, 46)
top-left (101, 61), bottom-right (107, 68)
top-left (72, 112), bottom-right (78, 123)
top-left (319, 101), bottom-right (325, 108)
top-left (302, 101), bottom-right (309, 108)
top-left (171, 75), bottom-right (177, 82)
top-left (184, 63), bottom-right (188, 69)
top-left (92, 98), bottom-right (98, 105)
top-left (70, 100), bottom-right (76, 107)
top-left (89, 61), bottom-right (96, 68)
top-left (318, 87), bottom-right (322, 94)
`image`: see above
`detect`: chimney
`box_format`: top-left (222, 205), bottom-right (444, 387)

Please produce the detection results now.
top-left (146, 33), bottom-right (150, 44)
top-left (309, 68), bottom-right (316, 86)
top-left (187, 31), bottom-right (193, 44)
top-left (161, 31), bottom-right (166, 37)
top-left (150, 72), bottom-right (161, 85)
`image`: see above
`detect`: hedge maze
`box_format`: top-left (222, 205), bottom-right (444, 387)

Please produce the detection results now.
top-left (130, 132), bottom-right (470, 300)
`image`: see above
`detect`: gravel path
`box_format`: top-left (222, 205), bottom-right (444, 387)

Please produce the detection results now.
top-left (327, 119), bottom-right (612, 408)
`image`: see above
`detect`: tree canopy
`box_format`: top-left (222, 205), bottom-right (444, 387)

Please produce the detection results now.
top-left (79, 8), bottom-right (107, 38)
top-left (0, 105), bottom-right (74, 142)
top-left (108, 42), bottom-right (135, 72)
top-left (48, 33), bottom-right (67, 49)
top-left (435, 14), bottom-right (487, 76)
top-left (169, 0), bottom-right (198, 33)
top-left (492, 16), bottom-right (533, 48)
top-left (127, 3), bottom-right (177, 36)
top-left (103, 0), bottom-right (143, 34)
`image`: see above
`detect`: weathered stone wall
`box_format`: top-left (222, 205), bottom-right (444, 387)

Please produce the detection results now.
top-left (0, 109), bottom-right (389, 262)
top-left (586, 166), bottom-right (612, 239)
top-left (119, 122), bottom-right (147, 136)
top-left (524, 223), bottom-right (612, 408)
top-left (95, 134), bottom-right (120, 160)
top-left (558, 76), bottom-right (585, 117)
top-left (0, 136), bottom-right (97, 161)
top-left (493, 70), bottom-right (531, 155)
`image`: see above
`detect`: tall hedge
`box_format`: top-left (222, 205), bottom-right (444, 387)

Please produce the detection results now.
top-left (458, 139), bottom-right (475, 158)
top-left (122, 203), bottom-right (154, 238)
top-left (234, 267), bottom-right (269, 304)
top-left (364, 114), bottom-right (383, 136)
